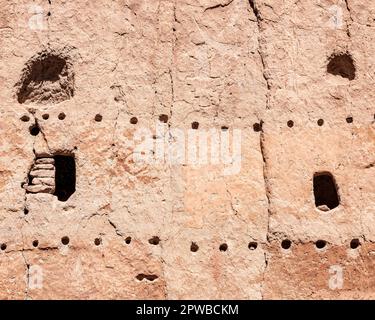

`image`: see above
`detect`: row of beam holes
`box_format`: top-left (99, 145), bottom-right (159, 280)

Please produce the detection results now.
top-left (20, 113), bottom-right (66, 123)
top-left (281, 239), bottom-right (361, 250)
top-left (0, 239), bottom-right (252, 251)
top-left (21, 113), bottom-right (67, 136)
top-left (286, 116), bottom-right (368, 128)
top-left (21, 114), bottom-right (374, 129)
top-left (21, 113), bottom-right (102, 123)
top-left (112, 115), bottom-right (373, 130)
top-left (93, 115), bottom-right (166, 124)
top-left (95, 113), bottom-right (374, 128)
top-left (97, 115), bottom-right (169, 125)
top-left (93, 236), bottom-right (159, 247)
top-left (129, 116), bottom-right (367, 130)
top-left (0, 238), bottom-right (360, 251)
top-left (0, 240), bottom-right (39, 250)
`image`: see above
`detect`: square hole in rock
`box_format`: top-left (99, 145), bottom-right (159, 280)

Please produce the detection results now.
top-left (313, 172), bottom-right (340, 211)
top-left (54, 155), bottom-right (76, 202)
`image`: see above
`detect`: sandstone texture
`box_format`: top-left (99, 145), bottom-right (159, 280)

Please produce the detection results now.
top-left (0, 0), bottom-right (373, 299)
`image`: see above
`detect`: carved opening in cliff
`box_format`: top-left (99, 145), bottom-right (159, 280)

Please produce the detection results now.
top-left (148, 236), bottom-right (160, 245)
top-left (281, 239), bottom-right (291, 250)
top-left (130, 117), bottom-right (138, 125)
top-left (136, 274), bottom-right (158, 282)
top-left (61, 236), bottom-right (70, 245)
top-left (327, 53), bottom-right (356, 80)
top-left (58, 112), bottom-right (66, 120)
top-left (253, 123), bottom-right (262, 132)
top-left (16, 50), bottom-right (74, 104)
top-left (54, 155), bottom-right (76, 202)
top-left (21, 115), bottom-right (30, 122)
top-left (190, 242), bottom-right (199, 252)
top-left (315, 240), bottom-right (327, 249)
top-left (29, 123), bottom-right (40, 136)
top-left (219, 243), bottom-right (228, 252)
top-left (346, 116), bottom-right (353, 124)
top-left (313, 172), bottom-right (340, 211)
top-left (248, 242), bottom-right (258, 250)
top-left (159, 114), bottom-right (168, 123)
top-left (350, 239), bottom-right (360, 249)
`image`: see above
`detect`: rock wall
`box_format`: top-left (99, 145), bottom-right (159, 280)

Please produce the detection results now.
top-left (0, 0), bottom-right (374, 299)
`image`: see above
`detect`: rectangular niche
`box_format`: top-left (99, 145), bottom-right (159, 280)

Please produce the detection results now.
top-left (54, 155), bottom-right (76, 202)
top-left (313, 172), bottom-right (340, 211)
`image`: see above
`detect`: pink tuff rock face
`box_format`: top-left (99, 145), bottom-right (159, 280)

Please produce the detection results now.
top-left (0, 0), bottom-right (373, 300)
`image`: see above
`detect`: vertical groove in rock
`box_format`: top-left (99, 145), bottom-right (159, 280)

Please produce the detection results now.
top-left (249, 0), bottom-right (271, 109)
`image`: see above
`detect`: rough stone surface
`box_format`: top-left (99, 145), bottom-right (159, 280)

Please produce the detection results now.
top-left (0, 0), bottom-right (373, 299)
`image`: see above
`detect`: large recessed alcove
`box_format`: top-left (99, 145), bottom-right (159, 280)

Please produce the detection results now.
top-left (16, 49), bottom-right (74, 104)
top-left (327, 52), bottom-right (356, 80)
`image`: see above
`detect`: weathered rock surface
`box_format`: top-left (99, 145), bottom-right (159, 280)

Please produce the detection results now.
top-left (0, 0), bottom-right (373, 299)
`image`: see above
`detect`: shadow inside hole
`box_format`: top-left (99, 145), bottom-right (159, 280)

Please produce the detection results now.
top-left (253, 123), bottom-right (262, 132)
top-left (130, 117), bottom-right (138, 125)
top-left (248, 242), bottom-right (258, 250)
top-left (281, 239), bottom-right (291, 250)
top-left (29, 124), bottom-right (40, 136)
top-left (346, 116), bottom-right (353, 124)
top-left (136, 274), bottom-right (158, 282)
top-left (21, 115), bottom-right (30, 122)
top-left (54, 155), bottom-right (76, 202)
top-left (61, 236), bottom-right (69, 245)
top-left (159, 114), bottom-right (168, 123)
top-left (313, 172), bottom-right (340, 211)
top-left (191, 122), bottom-right (199, 130)
top-left (315, 240), bottom-right (327, 249)
top-left (190, 242), bottom-right (199, 252)
top-left (16, 52), bottom-right (74, 105)
top-left (327, 53), bottom-right (356, 80)
top-left (148, 236), bottom-right (160, 245)
top-left (219, 243), bottom-right (228, 252)
top-left (350, 239), bottom-right (360, 249)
